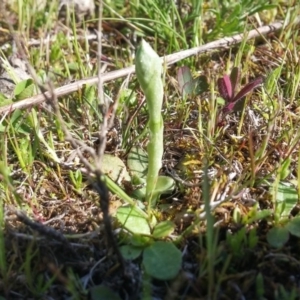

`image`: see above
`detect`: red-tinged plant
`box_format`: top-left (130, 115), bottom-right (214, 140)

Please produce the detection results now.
top-left (218, 67), bottom-right (263, 117)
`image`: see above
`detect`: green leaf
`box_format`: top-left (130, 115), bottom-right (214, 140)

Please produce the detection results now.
top-left (89, 285), bottom-right (122, 300)
top-left (0, 92), bottom-right (12, 107)
top-left (137, 175), bottom-right (175, 205)
top-left (192, 75), bottom-right (209, 95)
top-left (273, 182), bottom-right (298, 218)
top-left (279, 158), bottom-right (291, 180)
top-left (255, 272), bottom-right (264, 298)
top-left (248, 228), bottom-right (259, 249)
top-left (226, 227), bottom-right (247, 256)
top-left (152, 220), bottom-right (175, 238)
top-left (127, 146), bottom-right (148, 199)
top-left (143, 241), bottom-right (182, 280)
top-left (104, 176), bottom-right (147, 219)
top-left (127, 146), bottom-right (148, 183)
top-left (131, 185), bottom-right (147, 200)
top-left (177, 66), bottom-right (193, 97)
top-left (84, 85), bottom-right (97, 105)
top-left (8, 109), bottom-right (32, 135)
top-left (131, 234), bottom-right (151, 247)
top-left (13, 79), bottom-right (35, 100)
top-left (177, 67), bottom-right (208, 98)
top-left (116, 206), bottom-right (151, 235)
top-left (264, 66), bottom-right (283, 96)
top-left (67, 62), bottom-right (79, 71)
top-left (266, 227), bottom-right (289, 248)
top-left (154, 176), bottom-right (175, 195)
top-left (50, 43), bottom-right (62, 61)
top-left (120, 244), bottom-right (143, 260)
top-left (243, 207), bottom-right (272, 224)
top-left (102, 154), bottom-right (131, 184)
top-left (286, 217), bottom-right (300, 238)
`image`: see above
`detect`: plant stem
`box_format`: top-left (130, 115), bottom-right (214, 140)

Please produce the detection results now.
top-left (135, 40), bottom-right (164, 206)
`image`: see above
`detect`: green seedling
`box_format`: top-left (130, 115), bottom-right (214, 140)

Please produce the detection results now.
top-left (69, 169), bottom-right (83, 194)
top-left (226, 227), bottom-right (258, 259)
top-left (116, 198), bottom-right (181, 282)
top-left (255, 272), bottom-right (265, 299)
top-left (266, 181), bottom-right (300, 248)
top-left (111, 211), bottom-right (181, 290)
top-left (275, 285), bottom-right (298, 300)
top-left (14, 78), bottom-right (36, 101)
top-left (3, 108), bottom-right (60, 174)
top-left (238, 180), bottom-right (300, 249)
top-left (119, 229), bottom-right (182, 281)
top-left (90, 238), bottom-right (181, 300)
top-left (6, 110), bottom-right (34, 171)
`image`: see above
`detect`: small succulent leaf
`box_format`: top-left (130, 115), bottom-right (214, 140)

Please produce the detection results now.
top-left (143, 241), bottom-right (182, 280)
top-left (116, 206), bottom-right (151, 235)
top-left (217, 75), bottom-right (232, 102)
top-left (177, 66), bottom-right (193, 96)
top-left (266, 226), bottom-right (289, 248)
top-left (232, 77), bottom-right (263, 103)
top-left (193, 75), bottom-right (209, 95)
top-left (230, 67), bottom-right (241, 95)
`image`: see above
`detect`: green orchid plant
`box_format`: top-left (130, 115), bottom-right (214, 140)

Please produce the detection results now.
top-left (102, 40), bottom-right (176, 234)
top-left (105, 41), bottom-right (181, 284)
top-left (129, 39), bottom-right (175, 207)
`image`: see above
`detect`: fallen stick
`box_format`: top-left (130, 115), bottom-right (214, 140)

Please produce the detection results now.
top-left (0, 17), bottom-right (299, 114)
